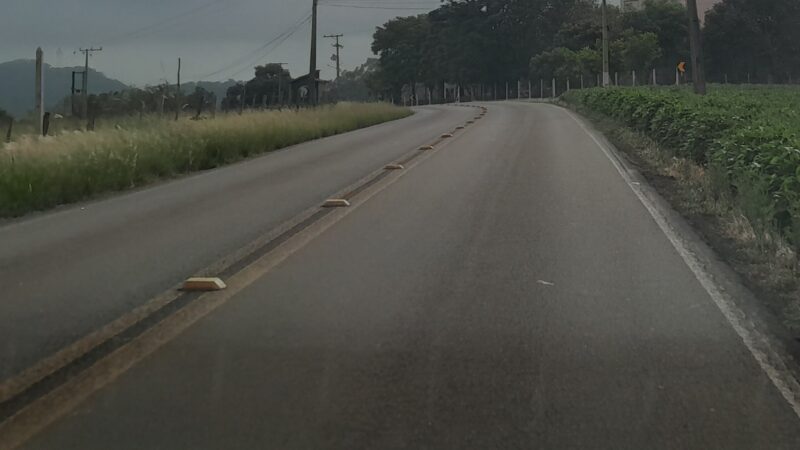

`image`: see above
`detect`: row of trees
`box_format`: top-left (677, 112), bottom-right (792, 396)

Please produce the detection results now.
top-left (221, 63), bottom-right (293, 110)
top-left (363, 0), bottom-right (800, 99)
top-left (74, 86), bottom-right (215, 118)
top-left (705, 0), bottom-right (800, 83)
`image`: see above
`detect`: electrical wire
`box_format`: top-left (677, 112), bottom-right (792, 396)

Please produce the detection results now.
top-left (193, 11), bottom-right (312, 81)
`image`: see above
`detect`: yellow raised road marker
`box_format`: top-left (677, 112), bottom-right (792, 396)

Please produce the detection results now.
top-left (182, 278), bottom-right (227, 292)
top-left (419, 145), bottom-right (434, 150)
top-left (441, 133), bottom-right (454, 138)
top-left (322, 198), bottom-right (351, 208)
top-left (384, 163), bottom-right (405, 170)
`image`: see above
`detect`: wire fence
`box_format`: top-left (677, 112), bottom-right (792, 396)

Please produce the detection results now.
top-left (396, 67), bottom-right (800, 106)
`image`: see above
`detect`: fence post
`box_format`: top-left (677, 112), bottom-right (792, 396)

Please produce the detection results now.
top-left (552, 78), bottom-right (556, 98)
top-left (540, 79), bottom-right (544, 98)
top-left (676, 69), bottom-right (680, 86)
top-left (615, 72), bottom-right (618, 86)
top-left (566, 78), bottom-right (570, 91)
top-left (581, 75), bottom-right (584, 89)
top-left (632, 71), bottom-right (637, 86)
top-left (505, 82), bottom-right (509, 100)
top-left (652, 68), bottom-right (657, 85)
top-left (528, 80), bottom-right (532, 99)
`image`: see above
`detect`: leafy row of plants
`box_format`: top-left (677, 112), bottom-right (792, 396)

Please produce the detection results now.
top-left (563, 86), bottom-right (800, 248)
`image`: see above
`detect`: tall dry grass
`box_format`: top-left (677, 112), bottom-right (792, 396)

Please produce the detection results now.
top-left (0, 103), bottom-right (410, 217)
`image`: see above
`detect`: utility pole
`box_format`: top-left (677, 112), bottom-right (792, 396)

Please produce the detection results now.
top-left (175, 58), bottom-right (181, 121)
top-left (686, 0), bottom-right (706, 95)
top-left (35, 48), bottom-right (45, 136)
top-left (601, 0), bottom-right (610, 86)
top-left (275, 62), bottom-right (288, 106)
top-left (78, 47), bottom-right (102, 119)
top-left (309, 0), bottom-right (319, 105)
top-left (324, 34), bottom-right (343, 79)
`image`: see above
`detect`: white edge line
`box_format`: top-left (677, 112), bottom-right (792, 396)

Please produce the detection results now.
top-left (561, 106), bottom-right (800, 419)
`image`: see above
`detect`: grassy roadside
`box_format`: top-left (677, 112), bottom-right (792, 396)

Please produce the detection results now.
top-left (560, 91), bottom-right (800, 333)
top-left (0, 103), bottom-right (411, 218)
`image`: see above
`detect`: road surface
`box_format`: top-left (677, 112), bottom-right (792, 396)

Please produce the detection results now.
top-left (0, 105), bottom-right (475, 380)
top-left (6, 102), bottom-right (800, 449)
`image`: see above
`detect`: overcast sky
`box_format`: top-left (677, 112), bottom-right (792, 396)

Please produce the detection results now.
top-left (1, 0), bottom-right (445, 86)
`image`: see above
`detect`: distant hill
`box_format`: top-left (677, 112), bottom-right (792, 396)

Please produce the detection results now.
top-left (0, 59), bottom-right (129, 118)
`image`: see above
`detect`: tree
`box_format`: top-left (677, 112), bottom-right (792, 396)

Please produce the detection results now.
top-left (530, 48), bottom-right (581, 80)
top-left (612, 31), bottom-right (663, 72)
top-left (368, 0), bottom-right (601, 95)
top-left (704, 0), bottom-right (800, 83)
top-left (576, 47), bottom-right (603, 76)
top-left (333, 58), bottom-right (381, 101)
top-left (622, 0), bottom-right (688, 68)
top-left (222, 63), bottom-right (292, 109)
top-left (372, 15), bottom-right (431, 100)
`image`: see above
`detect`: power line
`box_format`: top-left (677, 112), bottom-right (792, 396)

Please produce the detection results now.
top-left (194, 11), bottom-right (312, 81)
top-left (104, 0), bottom-right (242, 44)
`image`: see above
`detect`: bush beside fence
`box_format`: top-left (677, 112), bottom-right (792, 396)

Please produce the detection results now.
top-left (562, 86), bottom-right (800, 249)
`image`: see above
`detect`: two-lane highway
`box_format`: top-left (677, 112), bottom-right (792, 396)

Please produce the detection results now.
top-left (12, 101), bottom-right (800, 449)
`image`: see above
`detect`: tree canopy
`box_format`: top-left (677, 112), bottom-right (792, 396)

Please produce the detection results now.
top-left (704, 0), bottom-right (800, 83)
top-left (364, 0), bottom-right (798, 96)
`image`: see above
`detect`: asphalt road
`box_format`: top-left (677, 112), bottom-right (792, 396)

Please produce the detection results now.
top-left (0, 105), bottom-right (475, 380)
top-left (14, 102), bottom-right (800, 449)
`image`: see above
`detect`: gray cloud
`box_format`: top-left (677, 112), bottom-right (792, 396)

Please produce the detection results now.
top-left (1, 0), bottom-right (442, 85)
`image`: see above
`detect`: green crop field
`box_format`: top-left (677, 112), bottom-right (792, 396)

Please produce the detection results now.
top-left (564, 85), bottom-right (800, 248)
top-left (0, 103), bottom-right (411, 218)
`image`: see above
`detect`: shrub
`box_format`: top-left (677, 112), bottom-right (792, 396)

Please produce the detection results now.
top-left (563, 86), bottom-right (800, 249)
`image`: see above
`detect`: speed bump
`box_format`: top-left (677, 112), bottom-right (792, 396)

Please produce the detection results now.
top-left (182, 277), bottom-right (227, 292)
top-left (323, 198), bottom-right (351, 208)
top-left (384, 163), bottom-right (405, 170)
top-left (419, 145), bottom-right (434, 150)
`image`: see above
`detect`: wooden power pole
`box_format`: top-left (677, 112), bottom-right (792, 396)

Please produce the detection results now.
top-left (275, 62), bottom-right (288, 106)
top-left (686, 0), bottom-right (706, 95)
top-left (309, 0), bottom-right (319, 105)
top-left (35, 47), bottom-right (45, 136)
top-left (175, 58), bottom-right (181, 121)
top-left (324, 34), bottom-right (343, 79)
top-left (601, 0), bottom-right (610, 87)
top-left (78, 47), bottom-right (102, 118)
